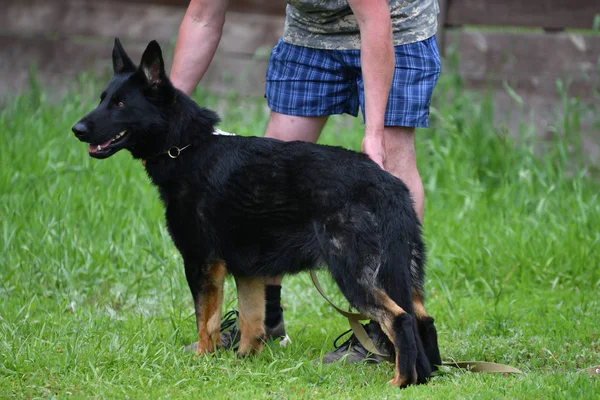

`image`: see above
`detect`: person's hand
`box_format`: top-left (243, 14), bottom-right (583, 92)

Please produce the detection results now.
top-left (362, 130), bottom-right (385, 169)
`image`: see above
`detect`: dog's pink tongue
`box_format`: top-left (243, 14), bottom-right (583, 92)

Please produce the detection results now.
top-left (88, 138), bottom-right (114, 153)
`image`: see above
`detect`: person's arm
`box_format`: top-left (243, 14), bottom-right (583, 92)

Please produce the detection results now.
top-left (170, 0), bottom-right (229, 95)
top-left (347, 0), bottom-right (395, 168)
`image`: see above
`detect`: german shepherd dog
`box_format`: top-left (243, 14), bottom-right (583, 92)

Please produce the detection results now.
top-left (72, 39), bottom-right (441, 388)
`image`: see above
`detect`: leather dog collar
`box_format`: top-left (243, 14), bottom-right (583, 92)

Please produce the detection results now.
top-left (141, 143), bottom-right (191, 166)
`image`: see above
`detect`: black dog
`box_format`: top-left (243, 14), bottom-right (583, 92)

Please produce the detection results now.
top-left (72, 39), bottom-right (441, 388)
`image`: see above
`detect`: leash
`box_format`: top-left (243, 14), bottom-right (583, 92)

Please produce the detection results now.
top-left (309, 271), bottom-right (389, 358)
top-left (310, 271), bottom-right (598, 376)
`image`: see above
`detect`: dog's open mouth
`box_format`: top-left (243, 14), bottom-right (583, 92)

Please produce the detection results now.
top-left (88, 130), bottom-right (129, 158)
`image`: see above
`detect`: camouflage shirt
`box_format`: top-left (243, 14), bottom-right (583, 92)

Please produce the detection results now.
top-left (282, 0), bottom-right (439, 50)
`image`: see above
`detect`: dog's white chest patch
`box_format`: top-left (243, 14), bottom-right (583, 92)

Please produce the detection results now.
top-left (213, 128), bottom-right (237, 136)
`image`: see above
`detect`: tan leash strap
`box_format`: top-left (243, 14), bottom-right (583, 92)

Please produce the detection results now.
top-left (309, 271), bottom-right (389, 358)
top-left (442, 361), bottom-right (523, 374)
top-left (578, 366), bottom-right (600, 377)
top-left (310, 271), bottom-right (368, 320)
top-left (347, 315), bottom-right (391, 359)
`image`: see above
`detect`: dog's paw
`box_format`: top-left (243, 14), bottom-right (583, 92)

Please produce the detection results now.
top-left (184, 339), bottom-right (221, 355)
top-left (237, 336), bottom-right (265, 357)
top-left (388, 376), bottom-right (410, 389)
top-left (388, 371), bottom-right (417, 389)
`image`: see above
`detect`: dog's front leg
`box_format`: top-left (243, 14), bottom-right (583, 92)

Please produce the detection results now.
top-left (186, 259), bottom-right (226, 355)
top-left (234, 276), bottom-right (266, 356)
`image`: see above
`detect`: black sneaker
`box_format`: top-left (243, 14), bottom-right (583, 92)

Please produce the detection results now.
top-left (321, 322), bottom-right (392, 364)
top-left (184, 310), bottom-right (291, 352)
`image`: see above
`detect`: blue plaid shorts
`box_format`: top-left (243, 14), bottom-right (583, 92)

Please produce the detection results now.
top-left (265, 35), bottom-right (441, 128)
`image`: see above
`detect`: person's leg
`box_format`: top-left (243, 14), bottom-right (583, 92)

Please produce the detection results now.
top-left (368, 34), bottom-right (441, 222)
top-left (265, 112), bottom-right (327, 143)
top-left (260, 36), bottom-right (357, 340)
top-left (262, 112), bottom-right (328, 333)
top-left (381, 126), bottom-right (424, 222)
top-left (262, 112), bottom-right (327, 289)
top-left (216, 113), bottom-right (328, 351)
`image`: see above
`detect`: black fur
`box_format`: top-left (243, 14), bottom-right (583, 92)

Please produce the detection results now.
top-left (72, 39), bottom-right (441, 388)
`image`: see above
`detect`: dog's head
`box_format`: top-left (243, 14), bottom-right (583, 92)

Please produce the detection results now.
top-left (72, 39), bottom-right (175, 159)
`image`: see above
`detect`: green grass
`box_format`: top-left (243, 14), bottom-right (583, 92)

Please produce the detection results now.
top-left (1, 65), bottom-right (599, 399)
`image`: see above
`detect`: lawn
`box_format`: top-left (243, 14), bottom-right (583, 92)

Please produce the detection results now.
top-left (0, 62), bottom-right (599, 399)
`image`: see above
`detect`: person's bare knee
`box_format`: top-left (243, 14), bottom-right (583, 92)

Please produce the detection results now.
top-left (264, 112), bottom-right (327, 143)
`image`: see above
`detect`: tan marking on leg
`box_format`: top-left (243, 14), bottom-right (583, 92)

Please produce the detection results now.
top-left (235, 276), bottom-right (266, 356)
top-left (196, 318), bottom-right (212, 355)
top-left (207, 260), bottom-right (226, 347)
top-left (374, 288), bottom-right (406, 336)
top-left (412, 290), bottom-right (429, 321)
top-left (374, 290), bottom-right (416, 388)
top-left (195, 260), bottom-right (227, 355)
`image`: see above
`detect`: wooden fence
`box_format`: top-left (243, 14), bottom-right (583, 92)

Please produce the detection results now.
top-left (1, 0), bottom-right (599, 101)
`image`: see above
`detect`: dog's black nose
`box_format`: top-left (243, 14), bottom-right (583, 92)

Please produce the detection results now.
top-left (72, 122), bottom-right (88, 138)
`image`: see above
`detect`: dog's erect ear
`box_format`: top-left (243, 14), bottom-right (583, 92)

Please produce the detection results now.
top-left (112, 38), bottom-right (136, 74)
top-left (139, 40), bottom-right (166, 87)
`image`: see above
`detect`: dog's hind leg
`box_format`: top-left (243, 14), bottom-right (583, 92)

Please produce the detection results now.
top-left (408, 237), bottom-right (442, 372)
top-left (328, 271), bottom-right (421, 388)
top-left (315, 207), bottom-right (429, 387)
top-left (412, 289), bottom-right (442, 371)
top-left (323, 254), bottom-right (429, 387)
top-left (323, 254), bottom-right (420, 388)
top-left (234, 276), bottom-right (266, 357)
top-left (186, 259), bottom-right (226, 355)
top-left (374, 291), bottom-right (421, 388)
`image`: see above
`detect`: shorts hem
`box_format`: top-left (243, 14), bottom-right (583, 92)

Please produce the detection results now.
top-left (266, 101), bottom-right (360, 119)
top-left (383, 116), bottom-right (430, 128)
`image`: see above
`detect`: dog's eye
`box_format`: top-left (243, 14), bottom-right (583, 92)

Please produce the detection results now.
top-left (116, 101), bottom-right (124, 108)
